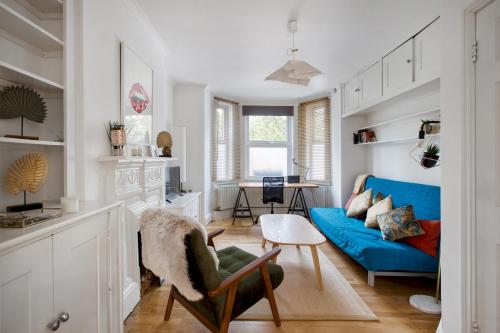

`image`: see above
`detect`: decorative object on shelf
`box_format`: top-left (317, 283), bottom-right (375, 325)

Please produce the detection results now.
top-left (121, 43), bottom-right (153, 145)
top-left (265, 20), bottom-right (322, 86)
top-left (0, 212), bottom-right (62, 228)
top-left (3, 153), bottom-right (48, 212)
top-left (156, 131), bottom-right (173, 157)
top-left (106, 121), bottom-right (127, 156)
top-left (0, 85), bottom-right (47, 140)
top-left (409, 120), bottom-right (441, 168)
top-left (355, 129), bottom-right (377, 144)
top-left (60, 196), bottom-right (79, 213)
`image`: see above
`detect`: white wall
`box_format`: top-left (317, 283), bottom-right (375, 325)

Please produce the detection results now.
top-left (173, 83), bottom-right (212, 221)
top-left (440, 0), bottom-right (477, 332)
top-left (78, 0), bottom-right (174, 200)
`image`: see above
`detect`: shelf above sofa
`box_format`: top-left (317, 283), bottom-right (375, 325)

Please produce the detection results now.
top-left (356, 108), bottom-right (440, 132)
top-left (0, 2), bottom-right (63, 52)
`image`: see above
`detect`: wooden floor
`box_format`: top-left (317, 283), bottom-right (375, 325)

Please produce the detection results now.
top-left (125, 218), bottom-right (440, 333)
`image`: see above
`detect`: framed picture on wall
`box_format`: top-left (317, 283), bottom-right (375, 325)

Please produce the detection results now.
top-left (121, 43), bottom-right (153, 145)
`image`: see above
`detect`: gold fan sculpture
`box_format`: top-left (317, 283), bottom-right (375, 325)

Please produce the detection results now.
top-left (4, 153), bottom-right (48, 212)
top-left (156, 131), bottom-right (173, 157)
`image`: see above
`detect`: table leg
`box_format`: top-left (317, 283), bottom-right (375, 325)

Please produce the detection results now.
top-left (287, 188), bottom-right (297, 214)
top-left (271, 243), bottom-right (278, 263)
top-left (232, 188), bottom-right (242, 225)
top-left (310, 245), bottom-right (323, 291)
top-left (242, 188), bottom-right (255, 224)
top-left (299, 188), bottom-right (311, 220)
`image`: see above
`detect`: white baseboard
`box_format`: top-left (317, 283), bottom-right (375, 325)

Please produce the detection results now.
top-left (204, 212), bottom-right (213, 225)
top-left (436, 319), bottom-right (443, 333)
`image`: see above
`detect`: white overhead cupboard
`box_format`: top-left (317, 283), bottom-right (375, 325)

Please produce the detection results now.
top-left (342, 17), bottom-right (440, 117)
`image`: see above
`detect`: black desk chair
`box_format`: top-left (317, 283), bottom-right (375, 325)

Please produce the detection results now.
top-left (263, 177), bottom-right (284, 214)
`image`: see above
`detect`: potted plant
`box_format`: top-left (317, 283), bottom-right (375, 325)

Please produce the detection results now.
top-left (106, 121), bottom-right (127, 156)
top-left (421, 144), bottom-right (440, 168)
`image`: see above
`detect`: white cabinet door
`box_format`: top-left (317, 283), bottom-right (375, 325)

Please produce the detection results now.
top-left (359, 60), bottom-right (382, 104)
top-left (383, 39), bottom-right (414, 95)
top-left (0, 237), bottom-right (53, 333)
top-left (121, 208), bottom-right (141, 319)
top-left (53, 213), bottom-right (111, 333)
top-left (190, 197), bottom-right (200, 222)
top-left (343, 75), bottom-right (360, 113)
top-left (414, 19), bottom-right (440, 83)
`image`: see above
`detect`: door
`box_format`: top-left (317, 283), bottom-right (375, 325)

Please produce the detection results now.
top-left (383, 38), bottom-right (414, 95)
top-left (53, 213), bottom-right (111, 333)
top-left (0, 237), bottom-right (53, 333)
top-left (475, 1), bottom-right (500, 331)
top-left (414, 19), bottom-right (440, 83)
top-left (360, 60), bottom-right (382, 104)
top-left (343, 75), bottom-right (359, 113)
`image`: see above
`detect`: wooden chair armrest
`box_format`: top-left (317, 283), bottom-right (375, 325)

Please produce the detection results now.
top-left (207, 228), bottom-right (225, 247)
top-left (208, 247), bottom-right (281, 297)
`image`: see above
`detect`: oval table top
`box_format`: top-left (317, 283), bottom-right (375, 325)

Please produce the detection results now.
top-left (259, 214), bottom-right (326, 246)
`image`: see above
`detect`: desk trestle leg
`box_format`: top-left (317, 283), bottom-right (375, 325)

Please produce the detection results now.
top-left (232, 188), bottom-right (255, 224)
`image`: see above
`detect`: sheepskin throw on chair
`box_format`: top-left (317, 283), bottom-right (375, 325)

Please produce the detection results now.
top-left (140, 208), bottom-right (219, 301)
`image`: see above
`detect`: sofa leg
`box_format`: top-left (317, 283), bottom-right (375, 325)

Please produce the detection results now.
top-left (368, 271), bottom-right (375, 287)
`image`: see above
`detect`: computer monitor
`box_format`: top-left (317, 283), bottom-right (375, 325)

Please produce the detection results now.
top-left (287, 175), bottom-right (300, 183)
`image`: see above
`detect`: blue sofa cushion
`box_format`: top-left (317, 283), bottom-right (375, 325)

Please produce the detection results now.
top-left (310, 177), bottom-right (440, 273)
top-left (311, 208), bottom-right (439, 272)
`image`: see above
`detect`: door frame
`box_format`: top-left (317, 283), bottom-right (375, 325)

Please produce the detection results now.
top-left (463, 1), bottom-right (495, 331)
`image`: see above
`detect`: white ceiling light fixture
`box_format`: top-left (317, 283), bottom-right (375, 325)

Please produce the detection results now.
top-left (265, 19), bottom-right (322, 86)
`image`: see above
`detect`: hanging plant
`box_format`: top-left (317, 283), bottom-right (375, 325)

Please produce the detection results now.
top-left (0, 86), bottom-right (47, 137)
top-left (421, 144), bottom-right (440, 169)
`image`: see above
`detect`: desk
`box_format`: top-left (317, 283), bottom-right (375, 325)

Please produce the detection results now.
top-left (232, 182), bottom-right (319, 224)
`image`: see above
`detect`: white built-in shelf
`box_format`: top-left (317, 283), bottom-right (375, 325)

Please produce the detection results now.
top-left (24, 0), bottom-right (63, 14)
top-left (343, 77), bottom-right (440, 118)
top-left (0, 2), bottom-right (63, 52)
top-left (356, 107), bottom-right (440, 131)
top-left (0, 137), bottom-right (64, 146)
top-left (0, 60), bottom-right (64, 92)
top-left (355, 134), bottom-right (440, 146)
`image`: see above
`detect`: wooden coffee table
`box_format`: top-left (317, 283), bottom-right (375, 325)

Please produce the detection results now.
top-left (259, 214), bottom-right (326, 290)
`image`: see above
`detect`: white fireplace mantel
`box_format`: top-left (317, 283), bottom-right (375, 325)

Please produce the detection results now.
top-left (98, 156), bottom-right (173, 319)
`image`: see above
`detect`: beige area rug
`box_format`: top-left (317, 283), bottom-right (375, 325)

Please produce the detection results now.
top-left (215, 241), bottom-right (378, 321)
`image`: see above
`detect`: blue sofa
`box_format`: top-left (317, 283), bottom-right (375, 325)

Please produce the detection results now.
top-left (310, 177), bottom-right (440, 286)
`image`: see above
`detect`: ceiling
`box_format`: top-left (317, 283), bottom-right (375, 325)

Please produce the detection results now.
top-left (139, 0), bottom-right (440, 102)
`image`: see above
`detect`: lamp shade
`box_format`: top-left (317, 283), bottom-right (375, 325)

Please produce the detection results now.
top-left (265, 60), bottom-right (322, 86)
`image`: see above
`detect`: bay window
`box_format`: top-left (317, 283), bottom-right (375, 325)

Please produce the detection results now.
top-left (243, 106), bottom-right (293, 179)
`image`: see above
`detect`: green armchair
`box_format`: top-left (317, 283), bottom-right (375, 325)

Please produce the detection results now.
top-left (164, 228), bottom-right (284, 333)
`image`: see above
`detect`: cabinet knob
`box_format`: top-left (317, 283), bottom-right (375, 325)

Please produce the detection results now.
top-left (47, 319), bottom-right (60, 331)
top-left (354, 88), bottom-right (360, 92)
top-left (58, 312), bottom-right (70, 322)
top-left (406, 58), bottom-right (412, 63)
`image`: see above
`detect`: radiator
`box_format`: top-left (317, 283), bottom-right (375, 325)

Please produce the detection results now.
top-left (215, 184), bottom-right (331, 211)
top-left (216, 184), bottom-right (240, 210)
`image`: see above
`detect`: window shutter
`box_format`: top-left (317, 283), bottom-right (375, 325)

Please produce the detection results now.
top-left (211, 97), bottom-right (240, 182)
top-left (297, 97), bottom-right (331, 183)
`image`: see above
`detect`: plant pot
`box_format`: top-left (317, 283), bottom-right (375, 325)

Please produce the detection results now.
top-left (421, 153), bottom-right (439, 168)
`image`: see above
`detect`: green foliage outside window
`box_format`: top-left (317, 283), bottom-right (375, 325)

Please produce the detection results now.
top-left (248, 116), bottom-right (287, 142)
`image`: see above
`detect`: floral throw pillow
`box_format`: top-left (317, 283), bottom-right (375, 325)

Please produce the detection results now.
top-left (376, 205), bottom-right (425, 241)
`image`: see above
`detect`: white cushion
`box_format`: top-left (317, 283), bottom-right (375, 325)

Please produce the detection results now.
top-left (346, 189), bottom-right (373, 217)
top-left (365, 195), bottom-right (393, 228)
